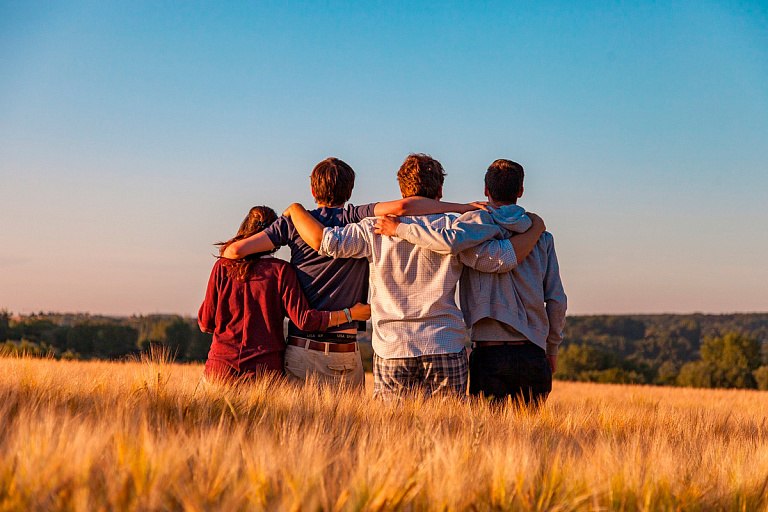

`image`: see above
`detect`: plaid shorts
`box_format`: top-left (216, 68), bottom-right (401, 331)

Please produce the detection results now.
top-left (373, 347), bottom-right (468, 400)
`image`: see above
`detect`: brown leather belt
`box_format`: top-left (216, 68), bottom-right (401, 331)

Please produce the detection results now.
top-left (287, 336), bottom-right (358, 353)
top-left (474, 340), bottom-right (528, 348)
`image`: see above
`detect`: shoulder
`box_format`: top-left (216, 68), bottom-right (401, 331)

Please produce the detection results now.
top-left (263, 216), bottom-right (290, 243)
top-left (266, 215), bottom-right (290, 231)
top-left (261, 256), bottom-right (295, 279)
top-left (342, 203), bottom-right (377, 223)
top-left (539, 231), bottom-right (555, 249)
top-left (332, 217), bottom-right (376, 231)
top-left (212, 258), bottom-right (226, 274)
top-left (455, 210), bottom-right (493, 225)
top-left (262, 256), bottom-right (290, 270)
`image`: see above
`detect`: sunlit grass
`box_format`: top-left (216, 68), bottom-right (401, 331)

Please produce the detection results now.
top-left (1, 353), bottom-right (768, 511)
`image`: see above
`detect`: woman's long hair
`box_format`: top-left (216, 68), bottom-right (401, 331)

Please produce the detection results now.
top-left (215, 206), bottom-right (278, 281)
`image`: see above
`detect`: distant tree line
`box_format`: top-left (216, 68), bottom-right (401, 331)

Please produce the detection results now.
top-left (0, 310), bottom-right (211, 362)
top-left (2, 310), bottom-right (768, 390)
top-left (557, 314), bottom-right (768, 390)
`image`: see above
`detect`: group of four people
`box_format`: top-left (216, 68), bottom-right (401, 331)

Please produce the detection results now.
top-left (198, 154), bottom-right (566, 405)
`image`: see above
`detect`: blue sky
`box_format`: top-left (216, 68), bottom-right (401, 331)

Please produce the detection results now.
top-left (1, 1), bottom-right (767, 316)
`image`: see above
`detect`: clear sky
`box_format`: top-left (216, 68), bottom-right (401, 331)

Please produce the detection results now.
top-left (1, 1), bottom-right (767, 317)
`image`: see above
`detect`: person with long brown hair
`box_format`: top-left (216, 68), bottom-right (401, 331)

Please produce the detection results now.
top-left (198, 206), bottom-right (370, 383)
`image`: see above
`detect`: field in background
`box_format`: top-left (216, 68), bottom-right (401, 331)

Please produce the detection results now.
top-left (2, 354), bottom-right (768, 511)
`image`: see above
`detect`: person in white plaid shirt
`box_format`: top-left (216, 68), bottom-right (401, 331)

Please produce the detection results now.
top-left (284, 154), bottom-right (545, 400)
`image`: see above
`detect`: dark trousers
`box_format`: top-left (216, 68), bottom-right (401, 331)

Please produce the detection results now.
top-left (469, 342), bottom-right (552, 406)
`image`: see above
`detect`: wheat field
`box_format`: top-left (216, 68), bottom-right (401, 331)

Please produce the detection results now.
top-left (1, 353), bottom-right (768, 511)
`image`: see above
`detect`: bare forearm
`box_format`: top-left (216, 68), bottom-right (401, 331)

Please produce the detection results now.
top-left (285, 203), bottom-right (324, 251)
top-left (508, 215), bottom-right (546, 262)
top-left (374, 197), bottom-right (479, 216)
top-left (508, 230), bottom-right (542, 263)
top-left (326, 303), bottom-right (371, 327)
top-left (221, 232), bottom-right (275, 259)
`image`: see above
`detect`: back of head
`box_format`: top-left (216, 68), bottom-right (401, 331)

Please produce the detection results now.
top-left (217, 206), bottom-right (278, 280)
top-left (311, 157), bottom-right (355, 206)
top-left (397, 153), bottom-right (445, 199)
top-left (485, 159), bottom-right (524, 203)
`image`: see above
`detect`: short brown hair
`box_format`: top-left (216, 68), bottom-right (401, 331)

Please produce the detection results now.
top-left (396, 154), bottom-right (445, 199)
top-left (485, 159), bottom-right (524, 203)
top-left (311, 157), bottom-right (355, 206)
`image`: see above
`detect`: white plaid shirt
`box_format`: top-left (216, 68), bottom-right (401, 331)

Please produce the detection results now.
top-left (320, 214), bottom-right (518, 359)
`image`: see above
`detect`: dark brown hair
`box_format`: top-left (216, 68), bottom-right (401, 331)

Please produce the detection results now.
top-left (310, 157), bottom-right (355, 206)
top-left (396, 153), bottom-right (445, 199)
top-left (485, 159), bottom-right (524, 203)
top-left (216, 206), bottom-right (278, 281)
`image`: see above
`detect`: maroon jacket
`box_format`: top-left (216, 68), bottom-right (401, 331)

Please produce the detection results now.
top-left (198, 256), bottom-right (330, 370)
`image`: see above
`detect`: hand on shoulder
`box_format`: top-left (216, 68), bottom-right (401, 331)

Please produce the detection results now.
top-left (374, 215), bottom-right (401, 237)
top-left (526, 212), bottom-right (546, 233)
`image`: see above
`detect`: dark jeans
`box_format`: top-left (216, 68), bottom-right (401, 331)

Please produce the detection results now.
top-left (469, 342), bottom-right (552, 406)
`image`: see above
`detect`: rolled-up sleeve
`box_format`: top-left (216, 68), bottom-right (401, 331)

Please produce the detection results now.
top-left (319, 222), bottom-right (372, 260)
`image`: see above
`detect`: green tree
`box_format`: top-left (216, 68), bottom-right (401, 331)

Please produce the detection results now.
top-left (187, 329), bottom-right (212, 361)
top-left (676, 361), bottom-right (714, 388)
top-left (66, 324), bottom-right (97, 356)
top-left (95, 324), bottom-right (139, 358)
top-left (0, 310), bottom-right (9, 342)
top-left (679, 333), bottom-right (762, 389)
top-left (701, 333), bottom-right (761, 371)
top-left (164, 318), bottom-right (191, 360)
top-left (14, 318), bottom-right (57, 343)
top-left (753, 366), bottom-right (768, 391)
top-left (557, 344), bottom-right (619, 381)
top-left (65, 322), bottom-right (138, 359)
top-left (655, 361), bottom-right (679, 386)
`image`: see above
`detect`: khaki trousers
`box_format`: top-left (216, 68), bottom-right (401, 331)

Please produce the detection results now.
top-left (284, 343), bottom-right (364, 388)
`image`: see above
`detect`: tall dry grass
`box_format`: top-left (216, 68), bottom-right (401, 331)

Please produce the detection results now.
top-left (1, 351), bottom-right (768, 511)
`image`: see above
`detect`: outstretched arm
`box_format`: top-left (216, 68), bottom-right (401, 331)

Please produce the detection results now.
top-left (221, 231), bottom-right (276, 259)
top-left (376, 212), bottom-right (545, 263)
top-left (373, 197), bottom-right (484, 217)
top-left (283, 203), bottom-right (326, 251)
top-left (286, 203), bottom-right (372, 260)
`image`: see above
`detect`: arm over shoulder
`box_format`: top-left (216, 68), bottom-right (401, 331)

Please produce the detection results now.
top-left (457, 238), bottom-right (518, 273)
top-left (344, 203), bottom-right (377, 223)
top-left (395, 211), bottom-right (506, 255)
top-left (320, 221), bottom-right (373, 260)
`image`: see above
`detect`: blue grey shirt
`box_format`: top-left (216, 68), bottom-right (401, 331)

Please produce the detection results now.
top-left (394, 205), bottom-right (567, 355)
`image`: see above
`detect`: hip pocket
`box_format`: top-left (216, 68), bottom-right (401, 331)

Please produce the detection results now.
top-left (327, 363), bottom-right (356, 375)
